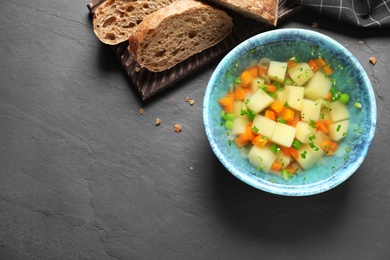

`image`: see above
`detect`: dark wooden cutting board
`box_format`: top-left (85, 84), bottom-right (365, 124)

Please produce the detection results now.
top-left (88, 0), bottom-right (302, 100)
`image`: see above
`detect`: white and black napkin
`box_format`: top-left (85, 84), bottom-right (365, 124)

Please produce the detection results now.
top-left (289, 0), bottom-right (390, 27)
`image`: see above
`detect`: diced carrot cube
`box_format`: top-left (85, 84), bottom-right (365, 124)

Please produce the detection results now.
top-left (286, 164), bottom-right (297, 174)
top-left (283, 108), bottom-right (295, 123)
top-left (239, 70), bottom-right (254, 87)
top-left (247, 66), bottom-right (259, 77)
top-left (287, 60), bottom-right (297, 69)
top-left (245, 125), bottom-right (256, 141)
top-left (234, 87), bottom-right (246, 101)
top-left (315, 57), bottom-right (327, 68)
top-left (270, 100), bottom-right (284, 114)
top-left (252, 135), bottom-right (268, 147)
top-left (308, 59), bottom-right (320, 72)
top-left (323, 65), bottom-right (334, 75)
top-left (315, 120), bottom-right (329, 134)
top-left (264, 110), bottom-right (276, 121)
top-left (267, 84), bottom-right (277, 93)
top-left (218, 96), bottom-right (235, 113)
top-left (271, 161), bottom-right (283, 172)
top-left (258, 66), bottom-right (268, 77)
top-left (325, 92), bottom-right (332, 101)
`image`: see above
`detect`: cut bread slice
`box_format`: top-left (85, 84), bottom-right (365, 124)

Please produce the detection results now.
top-left (92, 0), bottom-right (180, 45)
top-left (203, 0), bottom-right (279, 26)
top-left (128, 0), bottom-right (233, 72)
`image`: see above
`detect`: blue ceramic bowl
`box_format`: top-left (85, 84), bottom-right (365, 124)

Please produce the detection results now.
top-left (203, 29), bottom-right (376, 196)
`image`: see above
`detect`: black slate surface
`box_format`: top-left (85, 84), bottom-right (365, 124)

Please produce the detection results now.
top-left (1, 0), bottom-right (390, 259)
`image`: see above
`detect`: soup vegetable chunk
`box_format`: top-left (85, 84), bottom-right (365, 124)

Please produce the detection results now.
top-left (219, 56), bottom-right (353, 180)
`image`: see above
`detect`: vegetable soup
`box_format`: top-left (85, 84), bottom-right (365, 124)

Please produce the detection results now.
top-left (219, 56), bottom-right (361, 180)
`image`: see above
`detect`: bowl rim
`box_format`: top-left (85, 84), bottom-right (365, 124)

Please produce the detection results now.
top-left (203, 28), bottom-right (377, 196)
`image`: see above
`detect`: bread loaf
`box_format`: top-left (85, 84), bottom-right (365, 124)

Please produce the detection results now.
top-left (92, 0), bottom-right (180, 45)
top-left (128, 0), bottom-right (233, 72)
top-left (203, 0), bottom-right (279, 26)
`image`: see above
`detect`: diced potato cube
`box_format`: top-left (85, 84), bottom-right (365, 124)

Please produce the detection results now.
top-left (248, 145), bottom-right (277, 173)
top-left (275, 89), bottom-right (286, 104)
top-left (320, 107), bottom-right (331, 121)
top-left (328, 119), bottom-right (349, 141)
top-left (301, 99), bottom-right (321, 122)
top-left (295, 144), bottom-right (325, 170)
top-left (250, 77), bottom-right (265, 92)
top-left (275, 153), bottom-right (291, 169)
top-left (295, 121), bottom-right (316, 143)
top-left (328, 101), bottom-right (350, 122)
top-left (232, 118), bottom-right (249, 136)
top-left (285, 85), bottom-right (305, 111)
top-left (312, 130), bottom-right (329, 148)
top-left (304, 71), bottom-right (332, 100)
top-left (252, 114), bottom-right (276, 138)
top-left (270, 122), bottom-right (296, 147)
top-left (246, 88), bottom-right (274, 113)
top-left (288, 62), bottom-right (314, 86)
top-left (268, 61), bottom-right (287, 83)
top-left (234, 101), bottom-right (246, 119)
top-left (290, 162), bottom-right (303, 175)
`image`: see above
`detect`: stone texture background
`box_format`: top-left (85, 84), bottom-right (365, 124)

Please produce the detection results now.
top-left (1, 1), bottom-right (390, 259)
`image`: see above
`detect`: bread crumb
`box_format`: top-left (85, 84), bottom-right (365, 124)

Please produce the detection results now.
top-left (174, 124), bottom-right (182, 133)
top-left (189, 166), bottom-right (194, 171)
top-left (369, 57), bottom-right (377, 65)
top-left (185, 96), bottom-right (195, 106)
top-left (358, 40), bottom-right (364, 45)
top-left (170, 98), bottom-right (174, 103)
top-left (139, 108), bottom-right (145, 115)
top-left (311, 22), bottom-right (318, 28)
top-left (155, 118), bottom-right (161, 126)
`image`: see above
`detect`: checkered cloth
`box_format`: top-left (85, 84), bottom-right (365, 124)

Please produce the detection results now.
top-left (289, 0), bottom-right (390, 27)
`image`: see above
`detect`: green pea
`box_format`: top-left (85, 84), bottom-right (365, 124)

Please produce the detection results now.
top-left (339, 93), bottom-right (350, 104)
top-left (224, 113), bottom-right (235, 121)
top-left (224, 120), bottom-right (233, 130)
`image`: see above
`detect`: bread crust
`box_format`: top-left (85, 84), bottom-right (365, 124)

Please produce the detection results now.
top-left (128, 0), bottom-right (233, 72)
top-left (203, 0), bottom-right (279, 26)
top-left (92, 0), bottom-right (179, 45)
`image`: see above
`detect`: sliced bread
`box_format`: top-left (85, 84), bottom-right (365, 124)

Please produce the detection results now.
top-left (128, 0), bottom-right (233, 72)
top-left (92, 0), bottom-right (180, 45)
top-left (203, 0), bottom-right (279, 26)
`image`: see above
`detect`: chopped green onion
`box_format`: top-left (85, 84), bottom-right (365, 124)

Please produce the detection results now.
top-left (332, 91), bottom-right (342, 101)
top-left (273, 81), bottom-right (282, 91)
top-left (247, 110), bottom-right (256, 121)
top-left (309, 119), bottom-right (317, 128)
top-left (354, 102), bottom-right (362, 109)
top-left (292, 139), bottom-right (302, 150)
top-left (271, 144), bottom-right (281, 154)
top-left (277, 117), bottom-right (287, 124)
